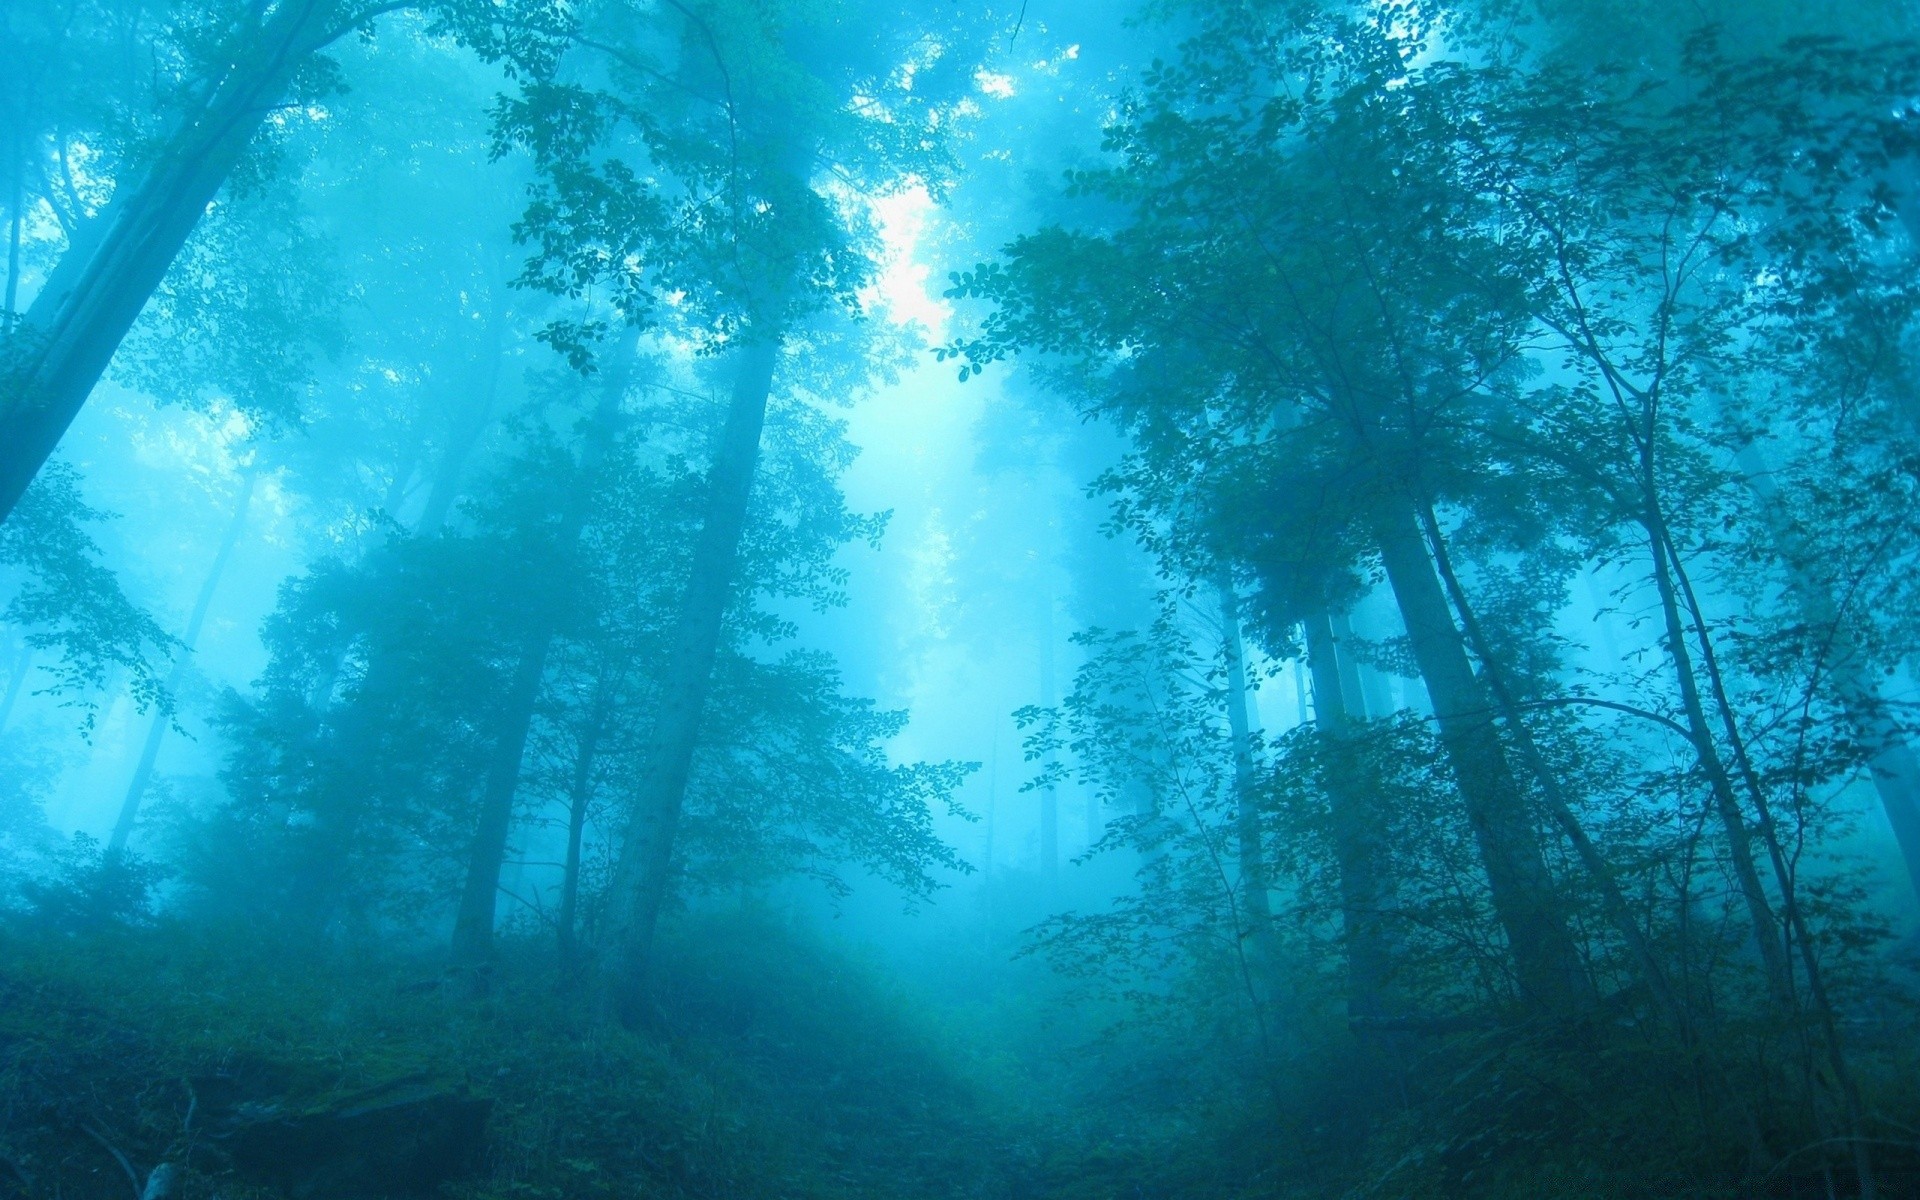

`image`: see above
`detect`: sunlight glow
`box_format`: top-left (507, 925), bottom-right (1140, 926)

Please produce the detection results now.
top-left (973, 69), bottom-right (1016, 99)
top-left (863, 184), bottom-right (950, 337)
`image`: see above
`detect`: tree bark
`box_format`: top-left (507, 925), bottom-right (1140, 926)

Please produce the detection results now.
top-left (1733, 443), bottom-right (1920, 908)
top-left (416, 290), bottom-right (513, 533)
top-left (1371, 505), bottom-right (1589, 1012)
top-left (1654, 511), bottom-right (1877, 1195)
top-left (0, 644), bottom-right (29, 735)
top-left (1037, 585), bottom-right (1059, 893)
top-left (1329, 611), bottom-right (1372, 720)
top-left (107, 469), bottom-right (255, 856)
top-left (5, 163), bottom-right (21, 325)
top-left (1303, 612), bottom-right (1395, 1025)
top-left (1219, 580), bottom-right (1276, 968)
top-left (1415, 503), bottom-right (1688, 1026)
top-left (448, 637), bottom-right (551, 976)
top-left (449, 351), bottom-right (632, 978)
top-left (558, 671), bottom-right (616, 966)
top-left (1643, 518), bottom-right (1795, 1004)
top-left (0, 0), bottom-right (346, 523)
top-left (598, 337), bottom-right (780, 1019)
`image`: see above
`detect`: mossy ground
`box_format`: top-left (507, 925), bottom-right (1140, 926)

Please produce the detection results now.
top-left (0, 910), bottom-right (1051, 1200)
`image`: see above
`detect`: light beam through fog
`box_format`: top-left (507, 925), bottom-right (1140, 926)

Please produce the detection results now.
top-left (3, 3), bottom-right (1920, 1197)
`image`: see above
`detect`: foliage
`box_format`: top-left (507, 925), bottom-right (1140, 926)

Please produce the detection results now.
top-left (0, 463), bottom-right (175, 734)
top-left (13, 833), bottom-right (167, 934)
top-left (943, 2), bottom-right (1920, 1194)
top-left (0, 912), bottom-right (1038, 1200)
top-left (7, 0), bottom-right (1920, 1197)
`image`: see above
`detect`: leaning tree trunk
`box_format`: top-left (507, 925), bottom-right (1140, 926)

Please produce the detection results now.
top-left (598, 337), bottom-right (780, 1020)
top-left (1415, 503), bottom-right (1690, 1024)
top-left (1653, 508), bottom-right (1878, 1196)
top-left (1371, 505), bottom-right (1590, 1013)
top-left (1641, 516), bottom-right (1796, 1005)
top-left (0, 0), bottom-right (344, 523)
top-left (448, 638), bottom-right (552, 977)
top-left (107, 469), bottom-right (256, 856)
top-left (449, 352), bottom-right (633, 979)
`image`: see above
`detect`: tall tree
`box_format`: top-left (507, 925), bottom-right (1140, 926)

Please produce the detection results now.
top-left (485, 0), bottom-right (991, 1011)
top-left (449, 347), bottom-right (634, 978)
top-left (946, 5), bottom-right (1592, 1011)
top-left (1, 0), bottom-right (355, 519)
top-left (108, 469), bottom-right (257, 856)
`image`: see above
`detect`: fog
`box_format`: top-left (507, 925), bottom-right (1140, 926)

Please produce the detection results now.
top-left (5, 2), bottom-right (1920, 1197)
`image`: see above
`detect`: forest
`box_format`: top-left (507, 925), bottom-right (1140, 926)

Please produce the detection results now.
top-left (4, 0), bottom-right (1920, 1196)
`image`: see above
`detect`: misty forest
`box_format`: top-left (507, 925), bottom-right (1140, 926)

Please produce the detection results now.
top-left (11, 0), bottom-right (1920, 1197)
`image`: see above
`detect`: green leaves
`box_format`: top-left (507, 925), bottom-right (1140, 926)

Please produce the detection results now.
top-left (0, 463), bottom-right (176, 737)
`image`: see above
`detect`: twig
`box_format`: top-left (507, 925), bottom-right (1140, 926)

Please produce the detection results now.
top-left (79, 1122), bottom-right (141, 1200)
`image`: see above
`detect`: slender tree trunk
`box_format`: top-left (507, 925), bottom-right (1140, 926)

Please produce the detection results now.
top-left (1733, 443), bottom-right (1920, 907)
top-left (5, 164), bottom-right (21, 326)
top-left (449, 352), bottom-right (632, 978)
top-left (1643, 519), bottom-right (1795, 1004)
top-left (1038, 585), bottom-right (1059, 893)
top-left (449, 638), bottom-right (551, 976)
top-left (1842, 700), bottom-right (1920, 905)
top-left (0, 644), bottom-right (30, 734)
top-left (1372, 505), bottom-right (1589, 1012)
top-left (1219, 580), bottom-right (1276, 969)
top-left (107, 469), bottom-right (255, 856)
top-left (417, 293), bottom-right (512, 533)
top-left (558, 676), bottom-right (615, 966)
top-left (1329, 611), bottom-right (1372, 720)
top-left (598, 337), bottom-right (780, 1019)
top-left (0, 0), bottom-right (344, 522)
top-left (1655, 514), bottom-right (1878, 1196)
top-left (1416, 504), bottom-right (1686, 1022)
top-left (1304, 612), bottom-right (1395, 1025)
top-left (1417, 505), bottom-right (1794, 1164)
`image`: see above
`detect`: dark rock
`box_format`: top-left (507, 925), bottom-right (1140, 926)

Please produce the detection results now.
top-left (218, 1076), bottom-right (490, 1199)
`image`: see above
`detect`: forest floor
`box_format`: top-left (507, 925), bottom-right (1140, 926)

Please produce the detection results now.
top-left (9, 907), bottom-right (1914, 1200)
top-left (0, 910), bottom-right (1128, 1200)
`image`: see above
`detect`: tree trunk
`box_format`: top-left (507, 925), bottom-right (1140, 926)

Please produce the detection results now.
top-left (1037, 585), bottom-right (1059, 893)
top-left (598, 337), bottom-right (780, 1019)
top-left (558, 674), bottom-right (615, 967)
top-left (1371, 505), bottom-right (1589, 1012)
top-left (107, 469), bottom-right (255, 856)
top-left (416, 290), bottom-right (513, 533)
top-left (1219, 580), bottom-right (1276, 965)
top-left (1643, 519), bottom-right (1795, 1004)
top-left (448, 638), bottom-right (551, 977)
top-left (1329, 611), bottom-right (1372, 720)
top-left (1303, 612), bottom-right (1395, 1025)
top-left (0, 0), bottom-right (345, 522)
top-left (5, 163), bottom-right (21, 324)
top-left (0, 644), bottom-right (30, 735)
top-left (1654, 510), bottom-right (1878, 1195)
top-left (449, 352), bottom-right (632, 978)
top-left (1733, 443), bottom-right (1920, 907)
top-left (1416, 503), bottom-right (1687, 1023)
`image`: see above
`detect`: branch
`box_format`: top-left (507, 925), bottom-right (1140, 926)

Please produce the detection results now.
top-left (80, 1123), bottom-right (141, 1200)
